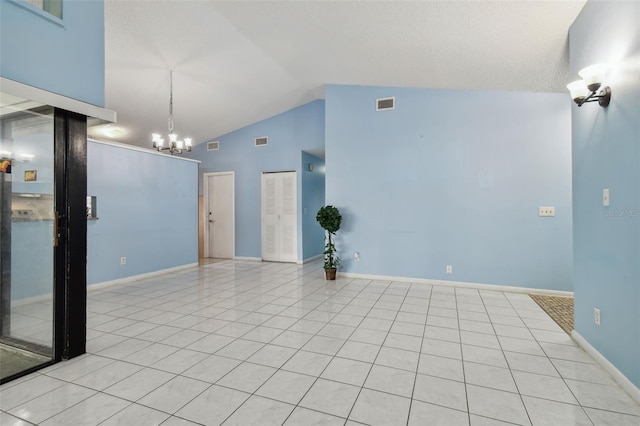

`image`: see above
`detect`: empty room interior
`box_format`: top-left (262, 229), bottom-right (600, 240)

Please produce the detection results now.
top-left (0, 0), bottom-right (639, 425)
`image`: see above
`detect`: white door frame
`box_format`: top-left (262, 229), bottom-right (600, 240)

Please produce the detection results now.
top-left (203, 171), bottom-right (235, 258)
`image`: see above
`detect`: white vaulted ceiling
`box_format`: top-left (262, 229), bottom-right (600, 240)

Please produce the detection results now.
top-left (90, 0), bottom-right (587, 147)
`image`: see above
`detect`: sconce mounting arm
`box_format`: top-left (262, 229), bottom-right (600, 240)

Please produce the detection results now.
top-left (576, 86), bottom-right (611, 108)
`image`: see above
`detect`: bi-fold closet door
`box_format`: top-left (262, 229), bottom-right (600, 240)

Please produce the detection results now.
top-left (261, 171), bottom-right (297, 263)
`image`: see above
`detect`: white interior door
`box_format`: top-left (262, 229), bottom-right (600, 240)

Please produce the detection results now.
top-left (261, 171), bottom-right (297, 263)
top-left (280, 172), bottom-right (297, 261)
top-left (262, 174), bottom-right (279, 261)
top-left (205, 172), bottom-right (234, 259)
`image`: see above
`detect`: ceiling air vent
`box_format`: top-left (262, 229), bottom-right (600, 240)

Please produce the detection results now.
top-left (376, 97), bottom-right (395, 111)
top-left (255, 136), bottom-right (268, 147)
top-left (207, 141), bottom-right (219, 151)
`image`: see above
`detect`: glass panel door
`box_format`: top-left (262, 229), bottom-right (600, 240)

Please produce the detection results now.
top-left (0, 94), bottom-right (55, 381)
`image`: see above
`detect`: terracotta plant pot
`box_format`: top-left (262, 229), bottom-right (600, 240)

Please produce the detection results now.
top-left (324, 268), bottom-right (337, 280)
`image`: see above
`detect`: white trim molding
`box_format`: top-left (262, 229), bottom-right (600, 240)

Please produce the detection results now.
top-left (1, 77), bottom-right (116, 122)
top-left (572, 330), bottom-right (640, 404)
top-left (233, 256), bottom-right (263, 262)
top-left (87, 263), bottom-right (198, 291)
top-left (89, 139), bottom-right (200, 163)
top-left (11, 293), bottom-right (52, 307)
top-left (339, 272), bottom-right (573, 297)
top-left (297, 254), bottom-right (323, 265)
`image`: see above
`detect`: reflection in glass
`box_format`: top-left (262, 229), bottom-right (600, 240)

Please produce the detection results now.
top-left (0, 93), bottom-right (54, 381)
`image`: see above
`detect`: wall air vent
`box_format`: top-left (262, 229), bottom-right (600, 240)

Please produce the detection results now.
top-left (255, 136), bottom-right (268, 147)
top-left (207, 141), bottom-right (220, 151)
top-left (376, 97), bottom-right (395, 111)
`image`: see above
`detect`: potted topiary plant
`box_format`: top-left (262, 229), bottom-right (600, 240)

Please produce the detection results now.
top-left (316, 205), bottom-right (342, 280)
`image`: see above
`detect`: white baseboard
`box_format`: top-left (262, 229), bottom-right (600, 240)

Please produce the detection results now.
top-left (11, 293), bottom-right (53, 307)
top-left (297, 254), bottom-right (323, 265)
top-left (233, 256), bottom-right (263, 262)
top-left (338, 272), bottom-right (573, 297)
top-left (88, 263), bottom-right (199, 292)
top-left (572, 330), bottom-right (640, 404)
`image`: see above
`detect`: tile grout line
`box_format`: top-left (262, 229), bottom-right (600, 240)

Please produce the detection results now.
top-left (5, 261), bottom-right (640, 425)
top-left (505, 294), bottom-right (597, 426)
top-left (406, 281), bottom-right (434, 426)
top-left (280, 277), bottom-right (388, 425)
top-left (483, 291), bottom-right (537, 426)
top-left (454, 287), bottom-right (472, 426)
top-left (211, 275), bottom-right (379, 425)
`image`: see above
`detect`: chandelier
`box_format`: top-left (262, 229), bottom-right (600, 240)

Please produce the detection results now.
top-left (152, 70), bottom-right (192, 154)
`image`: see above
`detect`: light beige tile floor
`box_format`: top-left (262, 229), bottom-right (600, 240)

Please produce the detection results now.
top-left (1, 260), bottom-right (639, 425)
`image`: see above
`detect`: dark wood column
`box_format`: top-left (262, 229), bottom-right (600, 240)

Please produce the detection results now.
top-left (54, 109), bottom-right (87, 360)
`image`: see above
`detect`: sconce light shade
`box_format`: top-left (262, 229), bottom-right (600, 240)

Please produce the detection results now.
top-left (578, 64), bottom-right (608, 92)
top-left (567, 63), bottom-right (611, 108)
top-left (567, 80), bottom-right (590, 102)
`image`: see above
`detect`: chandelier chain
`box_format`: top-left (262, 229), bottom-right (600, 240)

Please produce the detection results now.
top-left (168, 69), bottom-right (174, 133)
top-left (151, 68), bottom-right (191, 154)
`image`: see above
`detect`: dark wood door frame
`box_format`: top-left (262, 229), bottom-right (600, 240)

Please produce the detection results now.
top-left (54, 108), bottom-right (87, 361)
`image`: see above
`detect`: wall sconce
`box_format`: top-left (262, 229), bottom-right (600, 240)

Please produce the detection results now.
top-left (566, 64), bottom-right (611, 108)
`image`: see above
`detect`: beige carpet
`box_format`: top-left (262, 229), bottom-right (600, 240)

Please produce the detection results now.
top-left (529, 294), bottom-right (574, 334)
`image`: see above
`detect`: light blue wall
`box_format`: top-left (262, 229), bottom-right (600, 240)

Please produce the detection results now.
top-left (188, 100), bottom-right (325, 260)
top-left (570, 1), bottom-right (640, 388)
top-left (325, 85), bottom-right (573, 290)
top-left (0, 0), bottom-right (105, 106)
top-left (87, 141), bottom-right (198, 284)
top-left (301, 152), bottom-right (325, 261)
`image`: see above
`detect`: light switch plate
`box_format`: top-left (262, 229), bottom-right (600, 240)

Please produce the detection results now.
top-left (538, 207), bottom-right (555, 217)
top-left (603, 189), bottom-right (610, 207)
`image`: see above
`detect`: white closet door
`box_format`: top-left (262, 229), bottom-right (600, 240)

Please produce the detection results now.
top-left (279, 172), bottom-right (297, 262)
top-left (261, 172), bottom-right (297, 263)
top-left (262, 173), bottom-right (279, 261)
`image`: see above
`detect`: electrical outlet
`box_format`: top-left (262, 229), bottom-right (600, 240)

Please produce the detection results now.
top-left (594, 307), bottom-right (601, 325)
top-left (603, 189), bottom-right (610, 207)
top-left (354, 252), bottom-right (360, 261)
top-left (446, 265), bottom-right (452, 274)
top-left (538, 207), bottom-right (555, 217)
top-left (120, 256), bottom-right (126, 265)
